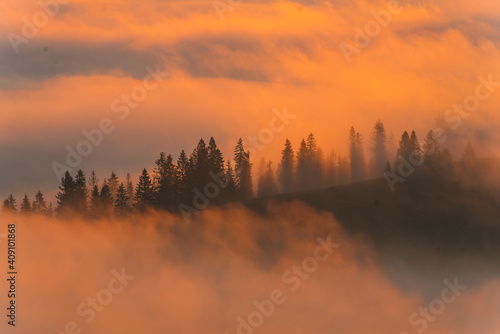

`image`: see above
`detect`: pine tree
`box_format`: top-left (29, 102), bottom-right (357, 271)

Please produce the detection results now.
top-left (20, 195), bottom-right (31, 214)
top-left (99, 184), bottom-right (114, 217)
top-left (278, 139), bottom-right (295, 192)
top-left (107, 172), bottom-right (119, 200)
top-left (296, 139), bottom-right (308, 190)
top-left (258, 160), bottom-right (277, 197)
top-left (115, 183), bottom-right (130, 216)
top-left (154, 152), bottom-right (177, 209)
top-left (370, 120), bottom-right (388, 177)
top-left (88, 171), bottom-right (99, 192)
top-left (134, 168), bottom-right (154, 211)
top-left (349, 127), bottom-right (365, 182)
top-left (32, 191), bottom-right (47, 215)
top-left (74, 170), bottom-right (87, 214)
top-left (306, 133), bottom-right (323, 189)
top-left (2, 194), bottom-right (17, 214)
top-left (422, 130), bottom-right (440, 167)
top-left (89, 185), bottom-right (101, 217)
top-left (224, 160), bottom-right (237, 201)
top-left (395, 131), bottom-right (412, 170)
top-left (192, 139), bottom-right (211, 190)
top-left (233, 138), bottom-right (253, 200)
top-left (56, 171), bottom-right (76, 214)
top-left (125, 173), bottom-right (134, 206)
top-left (208, 137), bottom-right (225, 174)
top-left (175, 150), bottom-right (189, 204)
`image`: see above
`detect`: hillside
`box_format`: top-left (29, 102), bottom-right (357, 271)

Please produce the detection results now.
top-left (248, 158), bottom-right (500, 296)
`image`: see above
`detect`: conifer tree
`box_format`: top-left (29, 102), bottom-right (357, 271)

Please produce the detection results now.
top-left (74, 170), bottom-right (87, 214)
top-left (175, 150), bottom-right (189, 204)
top-left (278, 139), bottom-right (295, 192)
top-left (349, 127), bottom-right (365, 182)
top-left (108, 172), bottom-right (119, 200)
top-left (89, 185), bottom-right (101, 217)
top-left (32, 191), bottom-right (47, 215)
top-left (56, 171), bottom-right (76, 214)
top-left (370, 120), bottom-right (388, 177)
top-left (20, 195), bottom-right (32, 214)
top-left (233, 138), bottom-right (253, 200)
top-left (224, 160), bottom-right (237, 200)
top-left (88, 171), bottom-right (99, 192)
top-left (154, 152), bottom-right (176, 209)
top-left (134, 168), bottom-right (154, 211)
top-left (99, 184), bottom-right (114, 217)
top-left (115, 183), bottom-right (130, 216)
top-left (125, 173), bottom-right (134, 206)
top-left (2, 194), bottom-right (17, 214)
top-left (296, 139), bottom-right (308, 190)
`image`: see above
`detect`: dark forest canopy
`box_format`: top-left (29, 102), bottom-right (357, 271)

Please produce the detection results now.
top-left (2, 121), bottom-right (477, 219)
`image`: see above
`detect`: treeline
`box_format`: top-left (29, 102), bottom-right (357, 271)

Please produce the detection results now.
top-left (1, 120), bottom-right (477, 217)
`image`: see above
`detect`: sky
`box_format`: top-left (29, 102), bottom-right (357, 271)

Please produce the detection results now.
top-left (1, 0), bottom-right (500, 201)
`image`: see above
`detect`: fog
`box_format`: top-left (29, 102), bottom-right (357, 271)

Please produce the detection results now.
top-left (1, 200), bottom-right (498, 334)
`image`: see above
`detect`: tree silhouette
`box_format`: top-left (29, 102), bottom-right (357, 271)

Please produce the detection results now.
top-left (134, 168), bottom-right (155, 211)
top-left (20, 195), bottom-right (31, 214)
top-left (370, 120), bottom-right (388, 177)
top-left (234, 138), bottom-right (253, 200)
top-left (56, 171), bottom-right (76, 214)
top-left (278, 139), bottom-right (295, 192)
top-left (258, 160), bottom-right (277, 197)
top-left (125, 173), bottom-right (134, 206)
top-left (224, 160), bottom-right (237, 200)
top-left (115, 183), bottom-right (130, 217)
top-left (32, 191), bottom-right (47, 215)
top-left (175, 150), bottom-right (189, 205)
top-left (154, 152), bottom-right (177, 209)
top-left (88, 170), bottom-right (99, 193)
top-left (99, 184), bottom-right (114, 217)
top-left (349, 127), bottom-right (365, 182)
top-left (395, 131), bottom-right (412, 170)
top-left (2, 194), bottom-right (17, 214)
top-left (296, 139), bottom-right (308, 190)
top-left (108, 172), bottom-right (119, 200)
top-left (74, 170), bottom-right (88, 214)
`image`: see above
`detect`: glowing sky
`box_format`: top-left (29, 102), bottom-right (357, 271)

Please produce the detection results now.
top-left (1, 0), bottom-right (500, 200)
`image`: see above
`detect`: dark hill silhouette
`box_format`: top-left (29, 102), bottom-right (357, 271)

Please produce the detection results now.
top-left (247, 157), bottom-right (500, 298)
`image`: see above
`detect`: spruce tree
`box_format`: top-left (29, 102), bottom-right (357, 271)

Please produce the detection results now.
top-left (108, 172), bottom-right (119, 200)
top-left (2, 194), bottom-right (17, 214)
top-left (134, 168), bottom-right (154, 211)
top-left (278, 139), bottom-right (295, 192)
top-left (56, 171), bottom-right (76, 214)
top-left (154, 152), bottom-right (176, 209)
top-left (233, 138), bottom-right (253, 200)
top-left (32, 191), bottom-right (47, 215)
top-left (296, 139), bottom-right (308, 190)
top-left (125, 173), bottom-right (134, 206)
top-left (89, 185), bottom-right (101, 217)
top-left (370, 120), bottom-right (388, 177)
top-left (74, 170), bottom-right (87, 214)
top-left (176, 150), bottom-right (189, 204)
top-left (115, 183), bottom-right (130, 216)
top-left (20, 195), bottom-right (31, 214)
top-left (99, 184), bottom-right (114, 217)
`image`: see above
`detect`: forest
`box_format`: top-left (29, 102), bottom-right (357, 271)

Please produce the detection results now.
top-left (1, 120), bottom-right (475, 219)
